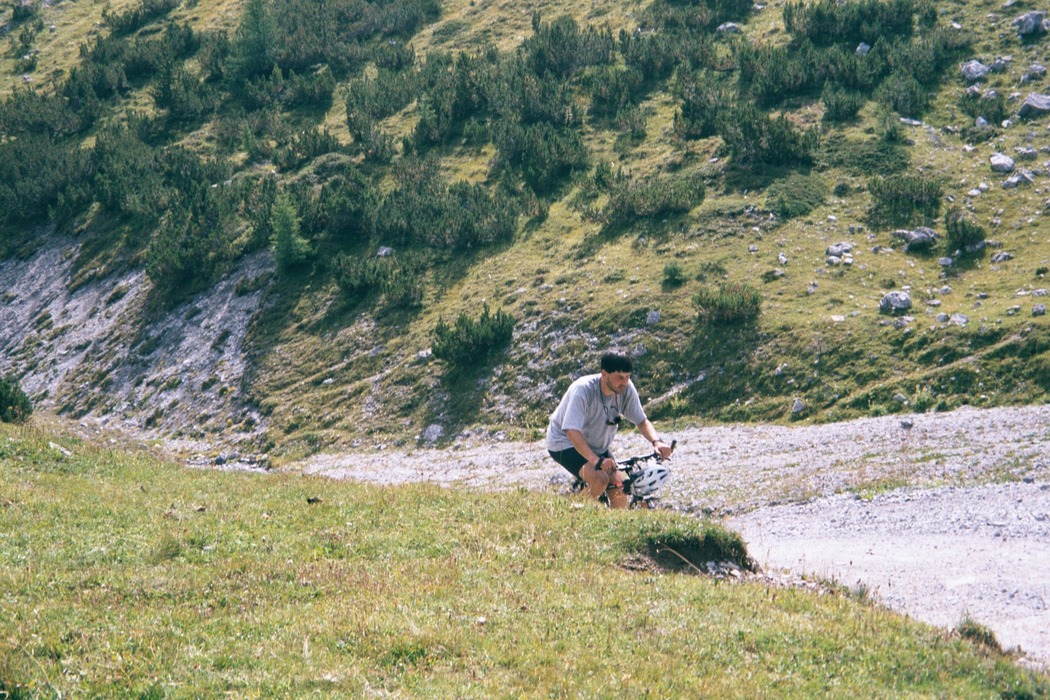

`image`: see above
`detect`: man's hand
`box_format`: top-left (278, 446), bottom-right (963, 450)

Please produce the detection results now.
top-left (653, 440), bottom-right (673, 460)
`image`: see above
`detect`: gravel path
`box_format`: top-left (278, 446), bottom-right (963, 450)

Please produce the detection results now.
top-left (301, 404), bottom-right (1050, 670)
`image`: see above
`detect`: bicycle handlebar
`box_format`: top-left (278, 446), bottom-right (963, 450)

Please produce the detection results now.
top-left (617, 439), bottom-right (676, 468)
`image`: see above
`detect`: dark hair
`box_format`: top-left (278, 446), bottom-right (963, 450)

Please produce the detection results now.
top-left (600, 352), bottom-right (633, 374)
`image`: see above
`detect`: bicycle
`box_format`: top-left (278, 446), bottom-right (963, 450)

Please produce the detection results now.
top-left (572, 439), bottom-right (676, 509)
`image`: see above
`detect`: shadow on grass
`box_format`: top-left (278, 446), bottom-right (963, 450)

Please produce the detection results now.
top-left (646, 530), bottom-right (755, 573)
top-left (425, 357), bottom-right (507, 446)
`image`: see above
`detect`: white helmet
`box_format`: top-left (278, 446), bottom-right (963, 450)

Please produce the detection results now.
top-left (629, 465), bottom-right (670, 497)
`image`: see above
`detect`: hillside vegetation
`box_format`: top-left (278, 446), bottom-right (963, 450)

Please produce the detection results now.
top-left (2, 419), bottom-right (1048, 696)
top-left (2, 0), bottom-right (1050, 455)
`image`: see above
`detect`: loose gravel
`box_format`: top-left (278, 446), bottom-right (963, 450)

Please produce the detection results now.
top-left (301, 404), bottom-right (1050, 670)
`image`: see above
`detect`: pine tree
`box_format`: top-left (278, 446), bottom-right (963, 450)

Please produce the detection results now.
top-left (232, 0), bottom-right (278, 80)
top-left (270, 192), bottom-right (312, 270)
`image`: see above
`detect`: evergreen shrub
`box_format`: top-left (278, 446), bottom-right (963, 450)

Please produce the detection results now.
top-left (718, 103), bottom-right (817, 166)
top-left (766, 173), bottom-right (828, 220)
top-left (432, 304), bottom-right (515, 367)
top-left (694, 282), bottom-right (762, 325)
top-left (821, 84), bottom-right (865, 123)
top-left (867, 174), bottom-right (942, 228)
top-left (603, 175), bottom-right (704, 230)
top-left (782, 0), bottom-right (915, 47)
top-left (875, 71), bottom-right (928, 118)
top-left (0, 376), bottom-right (33, 424)
top-left (103, 0), bottom-right (179, 36)
top-left (958, 88), bottom-right (1008, 125)
top-left (944, 207), bottom-right (986, 253)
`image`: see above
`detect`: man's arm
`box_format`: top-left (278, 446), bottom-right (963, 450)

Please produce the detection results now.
top-left (565, 429), bottom-right (601, 469)
top-left (637, 419), bottom-right (673, 459)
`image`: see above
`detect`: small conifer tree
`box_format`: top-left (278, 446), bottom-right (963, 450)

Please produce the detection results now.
top-left (270, 192), bottom-right (312, 270)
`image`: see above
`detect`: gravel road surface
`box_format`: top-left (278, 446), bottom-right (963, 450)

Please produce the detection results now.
top-left (301, 404), bottom-right (1050, 670)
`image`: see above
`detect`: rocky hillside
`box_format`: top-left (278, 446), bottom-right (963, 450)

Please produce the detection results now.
top-left (2, 0), bottom-right (1050, 459)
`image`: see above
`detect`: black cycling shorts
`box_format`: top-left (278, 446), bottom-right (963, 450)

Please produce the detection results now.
top-left (548, 448), bottom-right (612, 479)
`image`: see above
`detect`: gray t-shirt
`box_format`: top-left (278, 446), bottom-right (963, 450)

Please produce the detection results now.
top-left (545, 373), bottom-right (647, 455)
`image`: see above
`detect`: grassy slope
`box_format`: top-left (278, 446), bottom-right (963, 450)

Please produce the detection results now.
top-left (2, 419), bottom-right (1047, 697)
top-left (2, 0), bottom-right (1050, 456)
top-left (235, 0), bottom-right (1050, 455)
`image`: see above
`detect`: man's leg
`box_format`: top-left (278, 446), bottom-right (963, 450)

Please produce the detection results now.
top-left (606, 481), bottom-right (629, 509)
top-left (550, 449), bottom-right (612, 501)
top-left (579, 461), bottom-right (610, 499)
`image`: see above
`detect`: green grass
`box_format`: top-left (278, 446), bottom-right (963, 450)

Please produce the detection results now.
top-left (2, 421), bottom-right (1048, 698)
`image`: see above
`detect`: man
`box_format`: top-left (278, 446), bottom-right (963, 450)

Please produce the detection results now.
top-left (546, 352), bottom-right (673, 508)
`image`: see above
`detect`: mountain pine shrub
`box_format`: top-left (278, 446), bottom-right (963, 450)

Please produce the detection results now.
top-left (603, 174), bottom-right (705, 231)
top-left (821, 83), bottom-right (865, 123)
top-left (432, 304), bottom-right (515, 367)
top-left (333, 252), bottom-right (424, 309)
top-left (875, 71), bottom-right (928, 118)
top-left (766, 173), bottom-right (828, 220)
top-left (0, 375), bottom-right (32, 424)
top-left (958, 88), bottom-right (1009, 125)
top-left (782, 0), bottom-right (916, 47)
top-left (674, 72), bottom-right (731, 139)
top-left (694, 282), bottom-right (762, 326)
top-left (944, 207), bottom-right (986, 253)
top-left (718, 102), bottom-right (817, 166)
top-left (867, 174), bottom-right (942, 229)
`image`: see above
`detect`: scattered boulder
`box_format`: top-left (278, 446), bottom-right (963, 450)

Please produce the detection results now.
top-left (992, 251), bottom-right (1015, 263)
top-left (791, 397), bottom-right (806, 415)
top-left (990, 153), bottom-right (1016, 172)
top-left (892, 227), bottom-right (939, 252)
top-left (421, 423), bottom-right (445, 444)
top-left (1023, 64), bottom-right (1047, 82)
top-left (376, 246), bottom-right (394, 257)
top-left (1015, 145), bottom-right (1038, 160)
top-left (990, 56), bottom-right (1013, 72)
top-left (1035, 304), bottom-right (1047, 316)
top-left (1012, 11), bottom-right (1049, 37)
top-left (1003, 170), bottom-right (1036, 188)
top-left (857, 42), bottom-right (871, 55)
top-left (825, 242), bottom-right (855, 265)
top-left (880, 291), bottom-right (913, 315)
top-left (961, 59), bottom-right (990, 82)
top-left (717, 22), bottom-right (742, 34)
top-left (826, 242), bottom-right (853, 258)
top-left (1018, 93), bottom-right (1050, 119)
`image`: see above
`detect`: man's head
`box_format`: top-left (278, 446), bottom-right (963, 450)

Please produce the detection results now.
top-left (600, 352), bottom-right (633, 374)
top-left (600, 352), bottom-right (633, 395)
